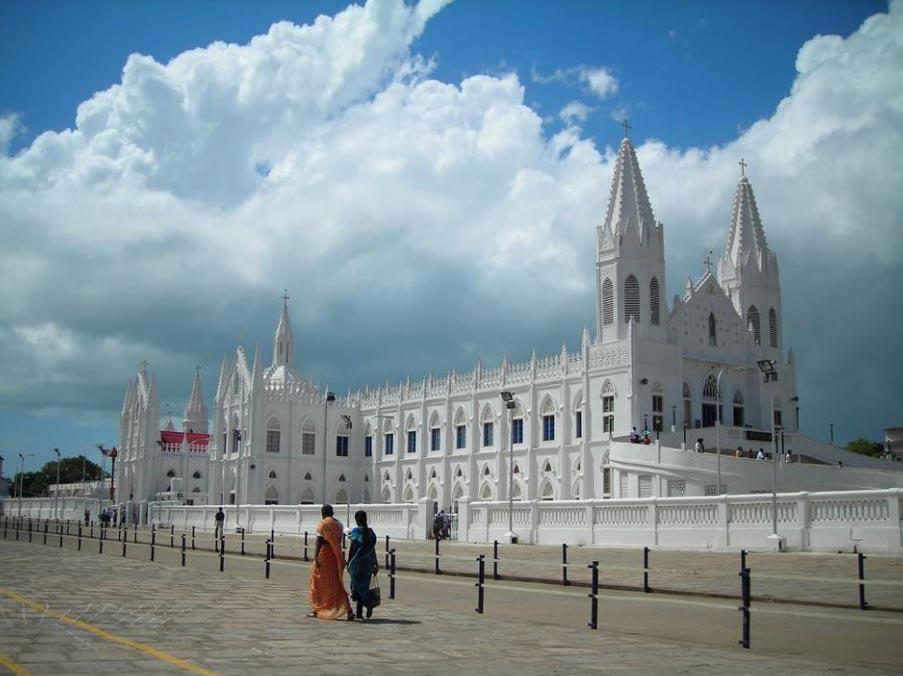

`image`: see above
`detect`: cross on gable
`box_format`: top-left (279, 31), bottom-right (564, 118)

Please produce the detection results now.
top-left (282, 289), bottom-right (290, 304)
top-left (703, 250), bottom-right (714, 275)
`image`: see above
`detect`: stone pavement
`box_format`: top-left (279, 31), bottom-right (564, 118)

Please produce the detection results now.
top-left (1, 537), bottom-right (902, 675)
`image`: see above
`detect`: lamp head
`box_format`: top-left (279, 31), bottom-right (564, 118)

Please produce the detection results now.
top-left (325, 392), bottom-right (336, 402)
top-left (639, 378), bottom-right (648, 385)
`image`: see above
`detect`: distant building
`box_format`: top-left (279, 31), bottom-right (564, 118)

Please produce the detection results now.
top-left (884, 427), bottom-right (903, 461)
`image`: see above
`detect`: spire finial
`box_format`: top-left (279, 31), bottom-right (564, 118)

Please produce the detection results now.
top-left (738, 157), bottom-right (747, 177)
top-left (620, 119), bottom-right (631, 139)
top-left (703, 250), bottom-right (714, 275)
top-left (282, 288), bottom-right (290, 307)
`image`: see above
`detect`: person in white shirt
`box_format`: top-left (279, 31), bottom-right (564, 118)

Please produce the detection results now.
top-left (756, 448), bottom-right (766, 460)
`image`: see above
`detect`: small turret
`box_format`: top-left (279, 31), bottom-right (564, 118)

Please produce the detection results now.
top-left (272, 290), bottom-right (294, 368)
top-left (182, 366), bottom-right (208, 434)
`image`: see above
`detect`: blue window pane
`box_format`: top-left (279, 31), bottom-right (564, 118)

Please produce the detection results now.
top-left (407, 430), bottom-right (417, 454)
top-left (365, 435), bottom-right (373, 457)
top-left (576, 411), bottom-right (582, 439)
top-left (483, 422), bottom-right (494, 447)
top-left (336, 435), bottom-right (349, 457)
top-left (543, 415), bottom-right (555, 441)
top-left (385, 433), bottom-right (394, 455)
top-left (431, 428), bottom-right (440, 452)
top-left (512, 418), bottom-right (523, 444)
top-left (456, 425), bottom-right (466, 449)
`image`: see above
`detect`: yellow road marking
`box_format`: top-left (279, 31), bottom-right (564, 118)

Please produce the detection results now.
top-left (0, 652), bottom-right (33, 676)
top-left (0, 587), bottom-right (219, 676)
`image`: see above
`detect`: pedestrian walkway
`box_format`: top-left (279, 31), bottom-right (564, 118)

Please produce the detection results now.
top-left (2, 536), bottom-right (902, 674)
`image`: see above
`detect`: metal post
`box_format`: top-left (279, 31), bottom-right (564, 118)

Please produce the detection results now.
top-left (770, 387), bottom-right (778, 543)
top-left (43, 523), bottom-right (48, 545)
top-left (90, 522), bottom-right (94, 540)
top-left (265, 540), bottom-right (271, 579)
top-left (122, 536), bottom-right (127, 558)
top-left (150, 528), bottom-right (156, 561)
top-left (493, 540), bottom-right (500, 581)
top-left (562, 544), bottom-right (569, 586)
top-left (475, 554), bottom-right (485, 614)
top-left (66, 519), bottom-right (70, 535)
top-left (271, 529), bottom-right (275, 558)
top-left (181, 534), bottom-right (186, 567)
top-left (389, 549), bottom-right (396, 600)
top-left (738, 549), bottom-right (751, 649)
top-left (77, 524), bottom-right (82, 551)
top-left (858, 553), bottom-right (868, 610)
top-left (435, 535), bottom-right (441, 575)
top-left (98, 528), bottom-right (104, 554)
top-left (191, 526), bottom-right (196, 550)
top-left (59, 522), bottom-right (63, 548)
top-left (303, 531), bottom-right (309, 562)
top-left (219, 535), bottom-right (225, 572)
top-left (587, 560), bottom-right (599, 630)
top-left (241, 527), bottom-right (245, 555)
top-left (170, 524), bottom-right (175, 548)
top-left (28, 520), bottom-right (32, 543)
top-left (385, 535), bottom-right (390, 568)
top-left (643, 546), bottom-right (651, 593)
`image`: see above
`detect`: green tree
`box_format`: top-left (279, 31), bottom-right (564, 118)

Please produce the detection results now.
top-left (845, 438), bottom-right (884, 458)
top-left (11, 456), bottom-right (107, 498)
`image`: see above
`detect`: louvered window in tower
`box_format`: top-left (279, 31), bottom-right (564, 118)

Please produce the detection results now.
top-left (708, 313), bottom-right (717, 346)
top-left (769, 308), bottom-right (779, 348)
top-left (624, 275), bottom-right (640, 324)
top-left (747, 305), bottom-right (761, 345)
top-left (602, 278), bottom-right (614, 325)
top-left (650, 277), bottom-right (660, 325)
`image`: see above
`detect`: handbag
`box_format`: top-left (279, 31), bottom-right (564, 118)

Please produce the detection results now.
top-left (368, 573), bottom-right (381, 608)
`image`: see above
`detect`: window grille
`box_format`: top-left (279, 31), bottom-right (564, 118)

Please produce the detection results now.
top-left (624, 275), bottom-right (640, 324)
top-left (650, 277), bottom-right (660, 325)
top-left (619, 472), bottom-right (628, 497)
top-left (638, 474), bottom-right (652, 498)
top-left (769, 308), bottom-right (779, 348)
top-left (667, 479), bottom-right (686, 497)
top-left (302, 432), bottom-right (315, 455)
top-left (266, 429), bottom-right (281, 454)
top-left (747, 305), bottom-right (761, 345)
top-left (602, 278), bottom-right (614, 325)
top-left (336, 435), bottom-right (349, 457)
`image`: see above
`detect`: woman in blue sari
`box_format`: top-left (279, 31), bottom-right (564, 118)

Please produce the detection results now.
top-left (346, 510), bottom-right (378, 619)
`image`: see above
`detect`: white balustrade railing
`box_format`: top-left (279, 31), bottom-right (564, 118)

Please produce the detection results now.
top-left (123, 488), bottom-right (903, 554)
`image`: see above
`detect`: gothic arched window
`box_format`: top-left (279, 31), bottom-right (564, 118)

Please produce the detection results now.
top-left (266, 418), bottom-right (281, 454)
top-left (708, 312), bottom-right (717, 346)
top-left (624, 275), bottom-right (640, 324)
top-left (602, 278), bottom-right (614, 326)
top-left (769, 307), bottom-right (779, 348)
top-left (650, 277), bottom-right (660, 325)
top-left (747, 305), bottom-right (761, 345)
top-left (732, 390), bottom-right (745, 427)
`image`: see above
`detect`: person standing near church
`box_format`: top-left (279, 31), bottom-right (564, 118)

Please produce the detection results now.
top-left (347, 510), bottom-right (378, 620)
top-left (308, 504), bottom-right (353, 621)
top-left (214, 507), bottom-right (225, 538)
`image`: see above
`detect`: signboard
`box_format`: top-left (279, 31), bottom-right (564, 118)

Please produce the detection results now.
top-left (745, 430), bottom-right (773, 442)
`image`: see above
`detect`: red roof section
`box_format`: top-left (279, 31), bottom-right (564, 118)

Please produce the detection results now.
top-left (160, 430), bottom-right (211, 446)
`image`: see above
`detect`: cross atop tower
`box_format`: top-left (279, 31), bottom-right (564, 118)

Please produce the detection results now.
top-left (703, 250), bottom-right (714, 275)
top-left (620, 119), bottom-right (631, 138)
top-left (281, 289), bottom-right (290, 306)
top-left (738, 157), bottom-right (747, 177)
top-left (140, 359), bottom-right (149, 372)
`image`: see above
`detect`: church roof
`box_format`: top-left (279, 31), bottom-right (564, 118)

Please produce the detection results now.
top-left (603, 135), bottom-right (657, 241)
top-left (160, 430), bottom-right (210, 446)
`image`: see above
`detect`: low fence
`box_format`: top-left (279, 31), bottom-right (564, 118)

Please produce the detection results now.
top-left (1, 496), bottom-right (110, 522)
top-left (140, 488), bottom-right (903, 553)
top-left (148, 500), bottom-right (428, 540)
top-left (459, 489), bottom-right (903, 553)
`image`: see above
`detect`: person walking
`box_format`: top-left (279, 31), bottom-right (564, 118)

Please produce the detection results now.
top-left (214, 506), bottom-right (225, 538)
top-left (346, 510), bottom-right (379, 620)
top-left (694, 438), bottom-right (704, 453)
top-left (308, 504), bottom-right (353, 621)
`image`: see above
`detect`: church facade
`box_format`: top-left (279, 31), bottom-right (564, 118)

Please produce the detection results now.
top-left (117, 133), bottom-right (800, 509)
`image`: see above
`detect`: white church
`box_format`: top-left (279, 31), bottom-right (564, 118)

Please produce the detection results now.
top-left (116, 133), bottom-right (901, 513)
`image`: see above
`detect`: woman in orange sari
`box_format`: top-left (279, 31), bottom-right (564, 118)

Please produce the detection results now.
top-left (308, 504), bottom-right (354, 620)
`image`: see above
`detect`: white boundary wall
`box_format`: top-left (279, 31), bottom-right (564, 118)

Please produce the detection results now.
top-left (2, 497), bottom-right (109, 522)
top-left (132, 489), bottom-right (902, 553)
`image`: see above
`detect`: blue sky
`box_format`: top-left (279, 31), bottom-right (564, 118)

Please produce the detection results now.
top-left (1, 0), bottom-right (900, 473)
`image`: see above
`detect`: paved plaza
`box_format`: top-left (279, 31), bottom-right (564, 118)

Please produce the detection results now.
top-left (1, 529), bottom-right (902, 674)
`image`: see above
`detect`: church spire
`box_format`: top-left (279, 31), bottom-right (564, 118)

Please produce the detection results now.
top-left (602, 130), bottom-right (657, 242)
top-left (722, 160), bottom-right (772, 275)
top-left (182, 366), bottom-right (208, 434)
top-left (272, 289), bottom-right (294, 367)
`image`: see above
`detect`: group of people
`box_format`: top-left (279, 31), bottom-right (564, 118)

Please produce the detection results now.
top-left (733, 446), bottom-right (794, 462)
top-left (308, 504), bottom-right (380, 622)
top-left (630, 427), bottom-right (653, 444)
top-left (432, 509), bottom-right (451, 540)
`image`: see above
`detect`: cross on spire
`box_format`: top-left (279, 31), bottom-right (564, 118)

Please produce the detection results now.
top-left (620, 119), bottom-right (631, 138)
top-left (703, 250), bottom-right (714, 275)
top-left (281, 289), bottom-right (290, 306)
top-left (140, 359), bottom-right (149, 372)
top-left (738, 157), bottom-right (747, 177)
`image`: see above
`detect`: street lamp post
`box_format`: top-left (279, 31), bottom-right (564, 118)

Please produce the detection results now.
top-left (790, 396), bottom-right (799, 432)
top-left (340, 414), bottom-right (353, 526)
top-left (53, 448), bottom-right (61, 521)
top-left (17, 453), bottom-right (24, 516)
top-left (322, 392), bottom-right (336, 506)
top-left (500, 391), bottom-right (517, 544)
top-left (757, 359), bottom-right (783, 552)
